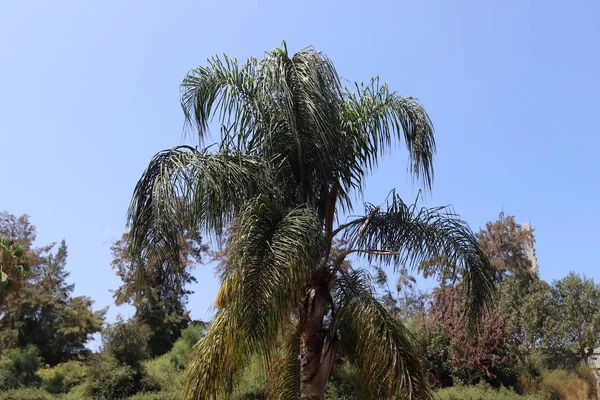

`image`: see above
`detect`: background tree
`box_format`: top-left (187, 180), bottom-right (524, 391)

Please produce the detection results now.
top-left (419, 285), bottom-right (513, 387)
top-left (0, 237), bottom-right (26, 308)
top-left (110, 229), bottom-right (205, 357)
top-left (0, 213), bottom-right (106, 365)
top-left (373, 265), bottom-right (427, 319)
top-left (496, 274), bottom-right (552, 369)
top-left (0, 345), bottom-right (42, 391)
top-left (477, 212), bottom-right (535, 276)
top-left (418, 212), bottom-right (543, 388)
top-left (127, 44), bottom-right (495, 400)
top-left (545, 272), bottom-right (600, 367)
top-left (477, 212), bottom-right (551, 370)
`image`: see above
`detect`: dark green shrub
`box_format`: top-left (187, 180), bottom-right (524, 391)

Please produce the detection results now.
top-left (81, 353), bottom-right (137, 399)
top-left (127, 391), bottom-right (181, 400)
top-left (102, 317), bottom-right (151, 367)
top-left (0, 345), bottom-right (42, 390)
top-left (38, 360), bottom-right (86, 394)
top-left (0, 388), bottom-right (54, 400)
top-left (326, 360), bottom-right (370, 399)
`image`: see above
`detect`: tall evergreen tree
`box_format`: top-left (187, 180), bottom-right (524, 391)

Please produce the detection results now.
top-left (110, 229), bottom-right (205, 356)
top-left (0, 213), bottom-right (106, 365)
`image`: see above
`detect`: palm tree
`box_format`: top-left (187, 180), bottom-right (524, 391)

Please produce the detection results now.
top-left (0, 236), bottom-right (26, 297)
top-left (127, 43), bottom-right (495, 400)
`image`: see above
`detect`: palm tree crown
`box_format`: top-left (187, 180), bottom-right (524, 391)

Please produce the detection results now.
top-left (127, 43), bottom-right (495, 400)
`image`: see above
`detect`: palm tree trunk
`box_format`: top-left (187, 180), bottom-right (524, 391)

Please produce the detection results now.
top-left (299, 286), bottom-right (335, 400)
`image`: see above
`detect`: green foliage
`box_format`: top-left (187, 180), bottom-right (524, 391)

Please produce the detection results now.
top-left (38, 361), bottom-right (86, 394)
top-left (144, 355), bottom-right (182, 397)
top-left (546, 272), bottom-right (600, 367)
top-left (102, 317), bottom-right (151, 367)
top-left (81, 352), bottom-right (138, 399)
top-left (435, 383), bottom-right (543, 400)
top-left (229, 356), bottom-right (267, 400)
top-left (0, 236), bottom-right (26, 292)
top-left (325, 360), bottom-right (369, 399)
top-left (110, 231), bottom-right (206, 357)
top-left (229, 355), bottom-right (266, 400)
top-left (0, 215), bottom-right (106, 366)
top-left (496, 273), bottom-right (552, 368)
top-left (0, 388), bottom-right (56, 400)
top-left (167, 322), bottom-right (205, 370)
top-left (127, 391), bottom-right (181, 400)
top-left (130, 323), bottom-right (208, 399)
top-left (0, 345), bottom-right (42, 390)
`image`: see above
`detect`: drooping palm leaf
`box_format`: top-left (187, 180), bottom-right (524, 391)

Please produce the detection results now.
top-left (180, 45), bottom-right (436, 218)
top-left (339, 194), bottom-right (495, 321)
top-left (127, 146), bottom-right (270, 263)
top-left (181, 54), bottom-right (261, 148)
top-left (266, 326), bottom-right (301, 400)
top-left (342, 78), bottom-right (435, 190)
top-left (185, 197), bottom-right (324, 399)
top-left (333, 269), bottom-right (431, 399)
top-left (221, 196), bottom-right (324, 355)
top-left (184, 309), bottom-right (241, 400)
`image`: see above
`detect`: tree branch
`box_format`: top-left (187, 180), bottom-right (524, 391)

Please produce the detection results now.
top-left (332, 249), bottom-right (401, 272)
top-left (331, 206), bottom-right (380, 238)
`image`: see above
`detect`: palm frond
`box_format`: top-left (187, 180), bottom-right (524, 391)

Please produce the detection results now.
top-left (183, 310), bottom-right (240, 400)
top-left (343, 78), bottom-right (435, 189)
top-left (181, 54), bottom-right (260, 147)
top-left (259, 46), bottom-right (349, 209)
top-left (185, 197), bottom-right (324, 398)
top-left (333, 269), bottom-right (431, 399)
top-left (222, 196), bottom-right (325, 356)
top-left (127, 146), bottom-right (269, 266)
top-left (266, 327), bottom-right (301, 400)
top-left (340, 194), bottom-right (495, 321)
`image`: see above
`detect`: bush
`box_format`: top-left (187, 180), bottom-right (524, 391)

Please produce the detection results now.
top-left (59, 383), bottom-right (89, 400)
top-left (326, 360), bottom-right (370, 399)
top-left (127, 391), bottom-right (181, 400)
top-left (167, 322), bottom-right (205, 370)
top-left (38, 360), bottom-right (86, 394)
top-left (145, 355), bottom-right (182, 395)
top-left (102, 317), bottom-right (151, 367)
top-left (81, 353), bottom-right (137, 399)
top-left (131, 322), bottom-right (205, 398)
top-left (540, 369), bottom-right (589, 400)
top-left (0, 388), bottom-right (55, 400)
top-left (0, 345), bottom-right (42, 390)
top-left (435, 383), bottom-right (544, 400)
top-left (519, 374), bottom-right (543, 395)
top-left (575, 365), bottom-right (598, 400)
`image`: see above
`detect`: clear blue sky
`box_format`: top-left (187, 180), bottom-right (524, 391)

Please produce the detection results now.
top-left (1, 0), bottom-right (599, 324)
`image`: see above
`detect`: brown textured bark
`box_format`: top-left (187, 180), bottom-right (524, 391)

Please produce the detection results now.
top-left (299, 286), bottom-right (336, 400)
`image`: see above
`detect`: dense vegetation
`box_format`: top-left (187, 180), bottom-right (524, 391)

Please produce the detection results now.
top-left (1, 45), bottom-right (599, 399)
top-left (1, 211), bottom-right (599, 399)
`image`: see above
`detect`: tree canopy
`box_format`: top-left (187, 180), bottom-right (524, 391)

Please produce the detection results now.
top-left (0, 213), bottom-right (105, 365)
